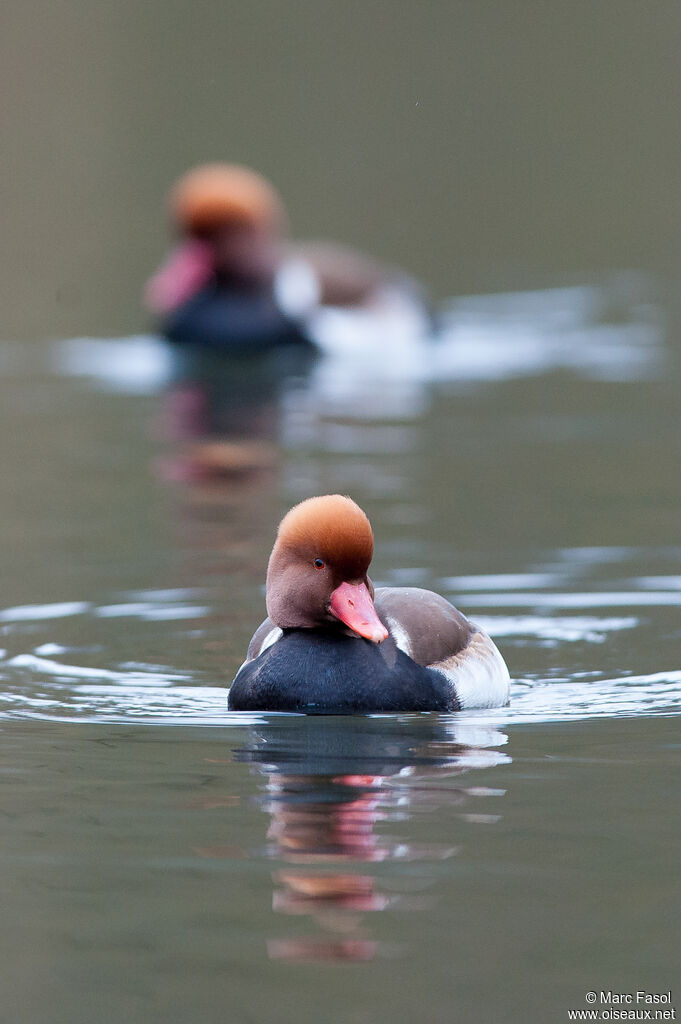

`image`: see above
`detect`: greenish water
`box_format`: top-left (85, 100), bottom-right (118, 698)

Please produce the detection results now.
top-left (1, 299), bottom-right (680, 1021)
top-left (1, 718), bottom-right (678, 1024)
top-left (2, 2), bottom-right (681, 1021)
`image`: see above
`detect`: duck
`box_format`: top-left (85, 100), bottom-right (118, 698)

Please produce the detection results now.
top-left (228, 495), bottom-right (510, 713)
top-left (145, 163), bottom-right (429, 352)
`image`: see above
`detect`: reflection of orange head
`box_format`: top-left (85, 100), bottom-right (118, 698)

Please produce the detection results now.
top-left (169, 163), bottom-right (287, 237)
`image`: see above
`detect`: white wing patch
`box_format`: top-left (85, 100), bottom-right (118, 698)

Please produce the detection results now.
top-left (384, 615), bottom-right (412, 658)
top-left (258, 626), bottom-right (283, 656)
top-left (236, 625), bottom-right (284, 680)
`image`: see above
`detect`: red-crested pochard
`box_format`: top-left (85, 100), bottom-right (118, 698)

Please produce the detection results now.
top-left (228, 495), bottom-right (510, 713)
top-left (145, 164), bottom-right (427, 350)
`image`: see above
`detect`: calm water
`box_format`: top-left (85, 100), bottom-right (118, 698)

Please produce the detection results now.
top-left (1, 278), bottom-right (680, 1022)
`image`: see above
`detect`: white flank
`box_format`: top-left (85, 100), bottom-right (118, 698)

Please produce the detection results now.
top-left (437, 629), bottom-right (511, 710)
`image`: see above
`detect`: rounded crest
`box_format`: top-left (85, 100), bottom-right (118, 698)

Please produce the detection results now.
top-left (276, 495), bottom-right (374, 577)
top-left (169, 163), bottom-right (287, 236)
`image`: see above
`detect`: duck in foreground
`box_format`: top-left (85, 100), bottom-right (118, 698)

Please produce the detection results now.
top-left (228, 495), bottom-right (510, 714)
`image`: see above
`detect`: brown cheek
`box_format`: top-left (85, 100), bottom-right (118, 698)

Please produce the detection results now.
top-left (315, 571), bottom-right (335, 614)
top-left (292, 567), bottom-right (334, 624)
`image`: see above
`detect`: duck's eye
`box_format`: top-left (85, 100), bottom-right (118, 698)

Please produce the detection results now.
top-left (314, 558), bottom-right (325, 569)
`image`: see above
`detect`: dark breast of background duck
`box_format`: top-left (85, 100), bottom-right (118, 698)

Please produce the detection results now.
top-left (227, 629), bottom-right (459, 714)
top-left (162, 281), bottom-right (314, 351)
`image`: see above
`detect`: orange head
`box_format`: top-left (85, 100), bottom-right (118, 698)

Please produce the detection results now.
top-left (169, 163), bottom-right (287, 238)
top-left (265, 495), bottom-right (389, 643)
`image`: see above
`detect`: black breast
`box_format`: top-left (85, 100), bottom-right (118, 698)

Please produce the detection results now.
top-left (227, 629), bottom-right (457, 714)
top-left (162, 283), bottom-right (314, 351)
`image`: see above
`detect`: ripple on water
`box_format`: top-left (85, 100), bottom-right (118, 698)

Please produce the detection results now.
top-left (50, 278), bottom-right (666, 420)
top-left (0, 566), bottom-right (679, 725)
top-left (473, 615), bottom-right (638, 644)
top-left (0, 601), bottom-right (91, 622)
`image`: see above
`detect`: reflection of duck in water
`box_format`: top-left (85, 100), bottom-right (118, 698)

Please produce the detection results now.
top-left (229, 495), bottom-right (511, 712)
top-left (233, 715), bottom-right (509, 963)
top-left (155, 342), bottom-right (315, 482)
top-left (145, 163), bottom-right (429, 351)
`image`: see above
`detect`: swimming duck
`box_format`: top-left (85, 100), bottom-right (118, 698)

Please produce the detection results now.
top-left (228, 495), bottom-right (510, 713)
top-left (145, 163), bottom-right (428, 351)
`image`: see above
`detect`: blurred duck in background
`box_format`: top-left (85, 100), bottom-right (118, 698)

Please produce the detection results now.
top-left (145, 163), bottom-right (430, 351)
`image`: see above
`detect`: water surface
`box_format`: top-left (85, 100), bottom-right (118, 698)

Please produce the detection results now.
top-left (1, 278), bottom-right (679, 1021)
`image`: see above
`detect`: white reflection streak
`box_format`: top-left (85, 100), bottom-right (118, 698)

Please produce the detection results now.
top-left (8, 653), bottom-right (185, 683)
top-left (53, 335), bottom-right (173, 394)
top-left (458, 592), bottom-right (681, 608)
top-left (474, 615), bottom-right (638, 643)
top-left (442, 573), bottom-right (565, 590)
top-left (94, 603), bottom-right (210, 620)
top-left (0, 601), bottom-right (91, 622)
